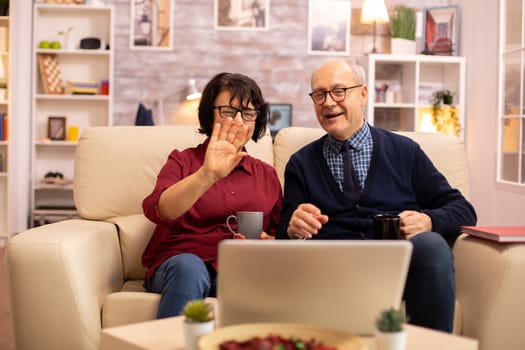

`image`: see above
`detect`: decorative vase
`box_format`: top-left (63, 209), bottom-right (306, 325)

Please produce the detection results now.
top-left (65, 37), bottom-right (76, 51)
top-left (182, 319), bottom-right (215, 350)
top-left (375, 330), bottom-right (407, 350)
top-left (390, 38), bottom-right (416, 55)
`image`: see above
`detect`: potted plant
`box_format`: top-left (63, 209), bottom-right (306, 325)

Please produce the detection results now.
top-left (182, 299), bottom-right (215, 350)
top-left (58, 26), bottom-right (74, 50)
top-left (390, 5), bottom-right (416, 55)
top-left (375, 307), bottom-right (407, 350)
top-left (431, 90), bottom-right (460, 137)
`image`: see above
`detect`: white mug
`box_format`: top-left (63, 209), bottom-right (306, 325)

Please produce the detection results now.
top-left (226, 211), bottom-right (263, 239)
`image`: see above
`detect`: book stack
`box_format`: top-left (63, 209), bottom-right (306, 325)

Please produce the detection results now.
top-left (0, 113), bottom-right (7, 141)
top-left (65, 80), bottom-right (98, 95)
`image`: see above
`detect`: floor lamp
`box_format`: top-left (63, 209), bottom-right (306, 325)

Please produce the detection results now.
top-left (156, 78), bottom-right (202, 124)
top-left (360, 0), bottom-right (390, 53)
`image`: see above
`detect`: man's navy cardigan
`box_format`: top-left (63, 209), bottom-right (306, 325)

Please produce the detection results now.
top-left (276, 126), bottom-right (477, 240)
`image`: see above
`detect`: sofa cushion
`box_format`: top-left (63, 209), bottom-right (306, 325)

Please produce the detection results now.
top-left (74, 126), bottom-right (274, 221)
top-left (273, 127), bottom-right (470, 199)
top-left (396, 131), bottom-right (471, 199)
top-left (273, 127), bottom-right (326, 189)
top-left (109, 215), bottom-right (155, 280)
top-left (102, 291), bottom-right (160, 328)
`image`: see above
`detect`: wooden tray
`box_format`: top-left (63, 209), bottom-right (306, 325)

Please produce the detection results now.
top-left (199, 323), bottom-right (364, 350)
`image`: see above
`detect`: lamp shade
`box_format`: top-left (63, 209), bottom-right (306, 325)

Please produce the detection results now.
top-left (360, 0), bottom-right (390, 24)
top-left (186, 79), bottom-right (202, 101)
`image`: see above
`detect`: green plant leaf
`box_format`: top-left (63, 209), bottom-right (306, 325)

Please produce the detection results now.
top-left (391, 5), bottom-right (416, 40)
top-left (376, 307), bottom-right (406, 332)
top-left (182, 299), bottom-right (214, 323)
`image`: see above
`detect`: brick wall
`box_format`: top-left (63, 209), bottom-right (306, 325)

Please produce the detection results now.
top-left (110, 0), bottom-right (445, 127)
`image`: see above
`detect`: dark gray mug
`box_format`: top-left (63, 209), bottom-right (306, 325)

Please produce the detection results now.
top-left (226, 211), bottom-right (263, 239)
top-left (374, 214), bottom-right (402, 239)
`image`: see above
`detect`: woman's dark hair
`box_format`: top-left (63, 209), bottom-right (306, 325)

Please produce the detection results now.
top-left (198, 72), bottom-right (268, 141)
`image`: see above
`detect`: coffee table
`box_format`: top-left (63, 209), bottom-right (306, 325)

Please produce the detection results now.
top-left (101, 316), bottom-right (478, 350)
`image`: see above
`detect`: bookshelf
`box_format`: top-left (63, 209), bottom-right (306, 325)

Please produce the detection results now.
top-left (31, 3), bottom-right (114, 226)
top-left (361, 54), bottom-right (466, 139)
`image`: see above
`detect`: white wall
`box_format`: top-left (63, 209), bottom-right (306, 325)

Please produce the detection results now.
top-left (460, 0), bottom-right (525, 225)
top-left (8, 0), bottom-right (32, 234)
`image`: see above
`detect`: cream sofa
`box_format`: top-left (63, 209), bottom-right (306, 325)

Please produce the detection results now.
top-left (6, 125), bottom-right (525, 350)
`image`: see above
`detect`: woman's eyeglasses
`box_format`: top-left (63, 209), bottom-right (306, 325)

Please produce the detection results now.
top-left (213, 105), bottom-right (259, 122)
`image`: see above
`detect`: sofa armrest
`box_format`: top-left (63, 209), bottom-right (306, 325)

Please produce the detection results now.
top-left (453, 233), bottom-right (525, 350)
top-left (6, 219), bottom-right (124, 350)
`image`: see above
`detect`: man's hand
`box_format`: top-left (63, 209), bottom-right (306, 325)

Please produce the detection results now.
top-left (287, 203), bottom-right (329, 239)
top-left (399, 210), bottom-right (432, 239)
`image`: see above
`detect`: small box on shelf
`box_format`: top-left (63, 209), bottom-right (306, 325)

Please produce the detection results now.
top-left (0, 151), bottom-right (5, 172)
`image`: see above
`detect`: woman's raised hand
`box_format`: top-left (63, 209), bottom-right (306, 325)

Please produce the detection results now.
top-left (203, 118), bottom-right (249, 182)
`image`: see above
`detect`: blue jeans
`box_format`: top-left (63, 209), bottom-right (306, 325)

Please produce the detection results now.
top-left (144, 253), bottom-right (216, 319)
top-left (404, 232), bottom-right (455, 332)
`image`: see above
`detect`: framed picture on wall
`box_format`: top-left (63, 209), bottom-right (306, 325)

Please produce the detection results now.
top-left (268, 103), bottom-right (292, 138)
top-left (130, 0), bottom-right (173, 50)
top-left (308, 0), bottom-right (351, 55)
top-left (214, 0), bottom-right (269, 30)
top-left (47, 116), bottom-right (67, 141)
top-left (422, 5), bottom-right (460, 56)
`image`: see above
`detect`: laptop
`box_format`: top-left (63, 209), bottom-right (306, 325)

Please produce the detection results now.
top-left (216, 239), bottom-right (412, 336)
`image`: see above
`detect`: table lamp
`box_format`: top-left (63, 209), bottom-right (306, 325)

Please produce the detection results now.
top-left (360, 0), bottom-right (390, 53)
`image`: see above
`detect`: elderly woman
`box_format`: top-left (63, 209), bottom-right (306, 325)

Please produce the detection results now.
top-left (142, 72), bottom-right (282, 318)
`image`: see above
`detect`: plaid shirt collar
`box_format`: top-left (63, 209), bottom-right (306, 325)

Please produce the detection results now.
top-left (325, 120), bottom-right (370, 152)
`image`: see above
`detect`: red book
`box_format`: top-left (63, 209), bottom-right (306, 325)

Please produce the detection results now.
top-left (3, 115), bottom-right (7, 141)
top-left (461, 226), bottom-right (525, 243)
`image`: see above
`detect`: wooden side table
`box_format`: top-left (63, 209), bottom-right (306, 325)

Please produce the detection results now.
top-left (101, 316), bottom-right (478, 350)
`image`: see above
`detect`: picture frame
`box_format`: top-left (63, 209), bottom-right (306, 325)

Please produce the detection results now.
top-left (214, 0), bottom-right (269, 31)
top-left (130, 0), bottom-right (173, 50)
top-left (422, 5), bottom-right (460, 56)
top-left (307, 0), bottom-right (351, 56)
top-left (268, 103), bottom-right (292, 138)
top-left (47, 116), bottom-right (66, 141)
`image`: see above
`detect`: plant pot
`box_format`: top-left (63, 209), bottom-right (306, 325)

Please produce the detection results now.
top-left (183, 319), bottom-right (215, 350)
top-left (375, 330), bottom-right (407, 350)
top-left (390, 38), bottom-right (416, 55)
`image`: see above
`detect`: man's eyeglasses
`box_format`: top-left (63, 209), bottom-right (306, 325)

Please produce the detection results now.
top-left (308, 85), bottom-right (363, 105)
top-left (213, 105), bottom-right (259, 122)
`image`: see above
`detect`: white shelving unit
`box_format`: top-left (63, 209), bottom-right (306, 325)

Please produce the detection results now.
top-left (31, 3), bottom-right (114, 226)
top-left (362, 54), bottom-right (466, 139)
top-left (0, 14), bottom-right (10, 242)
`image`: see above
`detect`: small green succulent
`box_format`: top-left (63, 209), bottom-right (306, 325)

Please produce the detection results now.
top-left (376, 307), bottom-right (406, 332)
top-left (182, 299), bottom-right (214, 323)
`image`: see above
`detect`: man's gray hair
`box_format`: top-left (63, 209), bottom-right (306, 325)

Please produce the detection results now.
top-left (347, 61), bottom-right (367, 85)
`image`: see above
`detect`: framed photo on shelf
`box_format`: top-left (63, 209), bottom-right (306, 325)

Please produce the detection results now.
top-left (214, 0), bottom-right (269, 30)
top-left (130, 0), bottom-right (173, 50)
top-left (307, 0), bottom-right (351, 55)
top-left (268, 103), bottom-right (292, 138)
top-left (47, 116), bottom-right (66, 141)
top-left (422, 5), bottom-right (460, 56)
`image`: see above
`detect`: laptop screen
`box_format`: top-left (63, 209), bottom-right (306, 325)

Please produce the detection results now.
top-left (217, 240), bottom-right (412, 336)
